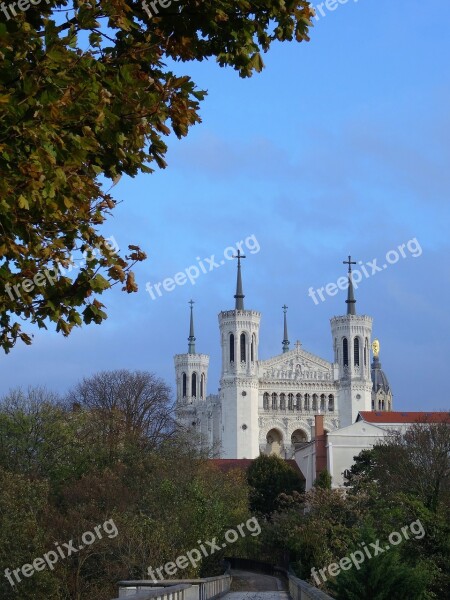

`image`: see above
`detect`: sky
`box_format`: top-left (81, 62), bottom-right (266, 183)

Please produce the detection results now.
top-left (2, 0), bottom-right (450, 412)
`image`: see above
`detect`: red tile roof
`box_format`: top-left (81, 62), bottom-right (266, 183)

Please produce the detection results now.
top-left (358, 411), bottom-right (449, 424)
top-left (210, 458), bottom-right (302, 475)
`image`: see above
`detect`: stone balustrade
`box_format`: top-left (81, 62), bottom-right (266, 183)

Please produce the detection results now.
top-left (288, 574), bottom-right (334, 600)
top-left (112, 575), bottom-right (231, 600)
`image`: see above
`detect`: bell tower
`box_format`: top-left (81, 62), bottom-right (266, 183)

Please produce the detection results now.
top-left (174, 300), bottom-right (209, 411)
top-left (219, 251), bottom-right (260, 458)
top-left (331, 256), bottom-right (373, 427)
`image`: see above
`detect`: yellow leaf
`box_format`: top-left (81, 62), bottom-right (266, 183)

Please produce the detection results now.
top-left (18, 195), bottom-right (29, 210)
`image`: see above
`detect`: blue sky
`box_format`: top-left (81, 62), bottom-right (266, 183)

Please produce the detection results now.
top-left (2, 0), bottom-right (450, 411)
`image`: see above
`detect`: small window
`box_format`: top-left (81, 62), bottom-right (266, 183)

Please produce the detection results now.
top-left (191, 372), bottom-right (197, 397)
top-left (271, 393), bottom-right (278, 410)
top-left (288, 394), bottom-right (294, 410)
top-left (240, 333), bottom-right (246, 362)
top-left (343, 338), bottom-right (349, 367)
top-left (182, 373), bottom-right (187, 397)
top-left (354, 337), bottom-right (360, 367)
top-left (229, 334), bottom-right (234, 363)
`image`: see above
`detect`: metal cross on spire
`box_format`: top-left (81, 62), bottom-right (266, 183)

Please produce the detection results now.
top-left (233, 249), bottom-right (246, 310)
top-left (343, 255), bottom-right (356, 274)
top-left (188, 299), bottom-right (196, 354)
top-left (282, 305), bottom-right (290, 353)
top-left (343, 255), bottom-right (357, 315)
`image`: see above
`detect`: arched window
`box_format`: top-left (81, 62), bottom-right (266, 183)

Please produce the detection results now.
top-left (288, 394), bottom-right (294, 410)
top-left (251, 334), bottom-right (255, 362)
top-left (191, 372), bottom-right (197, 397)
top-left (266, 429), bottom-right (283, 456)
top-left (182, 373), bottom-right (187, 398)
top-left (200, 373), bottom-right (205, 399)
top-left (328, 394), bottom-right (334, 412)
top-left (354, 337), bottom-right (360, 367)
top-left (263, 392), bottom-right (269, 410)
top-left (271, 393), bottom-right (278, 410)
top-left (304, 393), bottom-right (310, 411)
top-left (229, 333), bottom-right (234, 363)
top-left (320, 394), bottom-right (326, 412)
top-left (291, 429), bottom-right (307, 449)
top-left (296, 393), bottom-right (302, 411)
top-left (280, 393), bottom-right (286, 410)
top-left (312, 394), bottom-right (318, 411)
top-left (364, 338), bottom-right (368, 366)
top-left (240, 333), bottom-right (246, 363)
top-left (343, 337), bottom-right (349, 366)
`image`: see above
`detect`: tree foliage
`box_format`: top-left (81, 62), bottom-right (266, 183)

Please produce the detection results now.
top-left (0, 0), bottom-right (314, 351)
top-left (0, 377), bottom-right (250, 599)
top-left (345, 418), bottom-right (450, 513)
top-left (247, 454), bottom-right (304, 517)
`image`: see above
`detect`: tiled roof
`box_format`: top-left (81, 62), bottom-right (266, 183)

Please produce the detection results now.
top-left (358, 411), bottom-right (449, 424)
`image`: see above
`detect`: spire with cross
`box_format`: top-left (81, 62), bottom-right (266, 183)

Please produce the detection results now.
top-left (343, 255), bottom-right (357, 315)
top-left (233, 249), bottom-right (246, 310)
top-left (188, 299), bottom-right (196, 354)
top-left (282, 305), bottom-right (290, 353)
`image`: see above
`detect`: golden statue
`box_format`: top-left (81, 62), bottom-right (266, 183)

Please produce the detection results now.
top-left (372, 339), bottom-right (380, 357)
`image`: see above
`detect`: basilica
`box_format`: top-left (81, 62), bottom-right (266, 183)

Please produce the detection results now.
top-left (174, 254), bottom-right (393, 459)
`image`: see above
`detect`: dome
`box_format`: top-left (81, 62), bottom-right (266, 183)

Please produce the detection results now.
top-left (371, 356), bottom-right (390, 394)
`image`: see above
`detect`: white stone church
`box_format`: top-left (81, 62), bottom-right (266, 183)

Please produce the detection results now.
top-left (174, 254), bottom-right (392, 459)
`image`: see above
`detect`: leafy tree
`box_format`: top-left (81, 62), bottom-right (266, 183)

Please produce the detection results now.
top-left (0, 469), bottom-right (60, 600)
top-left (345, 418), bottom-right (450, 513)
top-left (266, 487), bottom-right (363, 580)
top-left (67, 369), bottom-right (175, 454)
top-left (0, 1), bottom-right (314, 351)
top-left (247, 454), bottom-right (304, 517)
top-left (328, 525), bottom-right (430, 600)
top-left (314, 468), bottom-right (332, 489)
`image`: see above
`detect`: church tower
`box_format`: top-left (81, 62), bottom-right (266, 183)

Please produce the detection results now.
top-left (174, 300), bottom-right (209, 410)
top-left (219, 251), bottom-right (261, 458)
top-left (371, 339), bottom-right (393, 411)
top-left (330, 256), bottom-right (373, 427)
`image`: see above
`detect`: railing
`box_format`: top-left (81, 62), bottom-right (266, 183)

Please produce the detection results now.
top-left (288, 574), bottom-right (334, 600)
top-left (113, 575), bottom-right (231, 600)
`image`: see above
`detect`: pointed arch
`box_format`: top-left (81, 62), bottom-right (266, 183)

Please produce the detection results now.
top-left (182, 373), bottom-right (187, 398)
top-left (263, 392), bottom-right (269, 410)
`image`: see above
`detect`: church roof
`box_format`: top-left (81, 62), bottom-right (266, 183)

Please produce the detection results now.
top-left (371, 356), bottom-right (390, 394)
top-left (358, 411), bottom-right (450, 424)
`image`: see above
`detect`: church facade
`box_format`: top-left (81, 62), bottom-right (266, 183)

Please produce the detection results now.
top-left (174, 255), bottom-right (392, 459)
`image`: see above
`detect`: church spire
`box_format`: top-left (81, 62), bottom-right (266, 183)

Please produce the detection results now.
top-left (233, 249), bottom-right (246, 310)
top-left (343, 255), bottom-right (356, 316)
top-left (282, 305), bottom-right (290, 353)
top-left (188, 299), bottom-right (196, 354)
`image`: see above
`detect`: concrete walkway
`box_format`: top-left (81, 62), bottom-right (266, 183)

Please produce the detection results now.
top-left (223, 569), bottom-right (290, 600)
